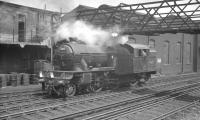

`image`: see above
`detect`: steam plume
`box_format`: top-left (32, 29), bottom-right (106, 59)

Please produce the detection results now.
top-left (55, 20), bottom-right (111, 46)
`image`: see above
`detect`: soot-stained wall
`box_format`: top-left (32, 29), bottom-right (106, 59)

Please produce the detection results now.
top-left (0, 44), bottom-right (49, 74)
top-left (0, 1), bottom-right (60, 43)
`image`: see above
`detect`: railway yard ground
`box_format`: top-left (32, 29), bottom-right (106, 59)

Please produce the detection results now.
top-left (1, 72), bottom-right (200, 120)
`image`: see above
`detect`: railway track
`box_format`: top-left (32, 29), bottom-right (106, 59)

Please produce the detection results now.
top-left (79, 87), bottom-right (200, 120)
top-left (0, 72), bottom-right (198, 103)
top-left (1, 73), bottom-right (199, 109)
top-left (1, 75), bottom-right (200, 112)
top-left (0, 90), bottom-right (113, 116)
top-left (133, 75), bottom-right (200, 92)
top-left (1, 75), bottom-right (200, 120)
top-left (0, 72), bottom-right (197, 99)
top-left (144, 89), bottom-right (200, 120)
top-left (160, 103), bottom-right (200, 120)
top-left (147, 72), bottom-right (199, 86)
top-left (0, 90), bottom-right (43, 102)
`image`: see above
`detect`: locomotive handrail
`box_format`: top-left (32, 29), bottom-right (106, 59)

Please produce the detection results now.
top-left (43, 67), bottom-right (115, 73)
top-left (39, 77), bottom-right (72, 80)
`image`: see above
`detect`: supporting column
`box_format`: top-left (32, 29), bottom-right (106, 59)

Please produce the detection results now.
top-left (193, 34), bottom-right (198, 72)
top-left (181, 33), bottom-right (184, 73)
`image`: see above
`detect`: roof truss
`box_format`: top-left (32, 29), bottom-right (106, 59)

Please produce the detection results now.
top-left (76, 0), bottom-right (200, 34)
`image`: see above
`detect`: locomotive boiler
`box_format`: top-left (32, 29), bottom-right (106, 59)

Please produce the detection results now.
top-left (38, 41), bottom-right (157, 97)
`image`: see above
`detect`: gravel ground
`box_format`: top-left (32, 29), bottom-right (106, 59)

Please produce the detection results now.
top-left (164, 105), bottom-right (200, 120)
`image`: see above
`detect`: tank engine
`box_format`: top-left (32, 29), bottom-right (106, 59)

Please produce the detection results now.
top-left (38, 41), bottom-right (157, 97)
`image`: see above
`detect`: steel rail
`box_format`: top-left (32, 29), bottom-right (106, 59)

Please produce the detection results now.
top-left (1, 72), bottom-right (197, 105)
top-left (1, 74), bottom-right (199, 120)
top-left (52, 79), bottom-right (200, 120)
top-left (2, 75), bottom-right (200, 115)
top-left (150, 101), bottom-right (199, 120)
top-left (0, 90), bottom-right (114, 115)
top-left (134, 75), bottom-right (200, 91)
top-left (83, 85), bottom-right (200, 120)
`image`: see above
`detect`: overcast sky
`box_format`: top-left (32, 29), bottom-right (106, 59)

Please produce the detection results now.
top-left (2, 0), bottom-right (160, 12)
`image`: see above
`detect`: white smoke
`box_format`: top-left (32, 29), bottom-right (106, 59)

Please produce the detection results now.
top-left (119, 35), bottom-right (129, 44)
top-left (55, 20), bottom-right (111, 46)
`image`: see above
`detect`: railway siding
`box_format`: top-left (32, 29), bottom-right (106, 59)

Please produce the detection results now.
top-left (1, 73), bottom-right (200, 120)
top-left (78, 86), bottom-right (200, 120)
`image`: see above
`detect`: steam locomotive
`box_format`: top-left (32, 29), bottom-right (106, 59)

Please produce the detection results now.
top-left (38, 41), bottom-right (157, 97)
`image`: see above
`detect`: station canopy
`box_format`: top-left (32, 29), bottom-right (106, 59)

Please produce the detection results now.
top-left (72, 0), bottom-right (200, 34)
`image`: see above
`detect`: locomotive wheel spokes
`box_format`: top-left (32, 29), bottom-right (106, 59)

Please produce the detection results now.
top-left (89, 81), bottom-right (103, 92)
top-left (47, 86), bottom-right (53, 96)
top-left (64, 83), bottom-right (76, 97)
top-left (144, 75), bottom-right (150, 82)
top-left (137, 77), bottom-right (147, 87)
top-left (41, 82), bottom-right (46, 91)
top-left (130, 81), bottom-right (138, 88)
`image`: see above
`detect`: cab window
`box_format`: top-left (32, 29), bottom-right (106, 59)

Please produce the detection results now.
top-left (143, 49), bottom-right (149, 56)
top-left (138, 49), bottom-right (148, 57)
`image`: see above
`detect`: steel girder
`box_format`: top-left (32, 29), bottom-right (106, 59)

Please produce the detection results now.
top-left (76, 0), bottom-right (200, 34)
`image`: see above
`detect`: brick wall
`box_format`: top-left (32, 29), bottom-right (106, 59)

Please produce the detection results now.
top-left (129, 33), bottom-right (195, 75)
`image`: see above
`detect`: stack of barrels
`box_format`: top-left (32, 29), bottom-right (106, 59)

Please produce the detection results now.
top-left (0, 73), bottom-right (33, 88)
top-left (0, 74), bottom-right (7, 88)
top-left (0, 60), bottom-right (51, 88)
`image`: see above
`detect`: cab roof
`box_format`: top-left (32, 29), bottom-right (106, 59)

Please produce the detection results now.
top-left (124, 43), bottom-right (150, 49)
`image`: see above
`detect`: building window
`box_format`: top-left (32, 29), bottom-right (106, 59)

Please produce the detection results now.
top-left (18, 14), bottom-right (26, 22)
top-left (176, 42), bottom-right (181, 63)
top-left (164, 41), bottom-right (170, 64)
top-left (18, 14), bottom-right (26, 42)
top-left (149, 39), bottom-right (155, 48)
top-left (186, 42), bottom-right (192, 64)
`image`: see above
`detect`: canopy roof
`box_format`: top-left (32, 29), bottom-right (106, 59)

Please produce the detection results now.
top-left (0, 41), bottom-right (49, 48)
top-left (68, 0), bottom-right (200, 34)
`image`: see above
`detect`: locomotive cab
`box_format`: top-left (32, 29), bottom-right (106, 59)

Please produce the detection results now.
top-left (111, 43), bottom-right (157, 85)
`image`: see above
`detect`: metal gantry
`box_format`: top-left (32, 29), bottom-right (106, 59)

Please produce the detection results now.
top-left (76, 0), bottom-right (200, 34)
